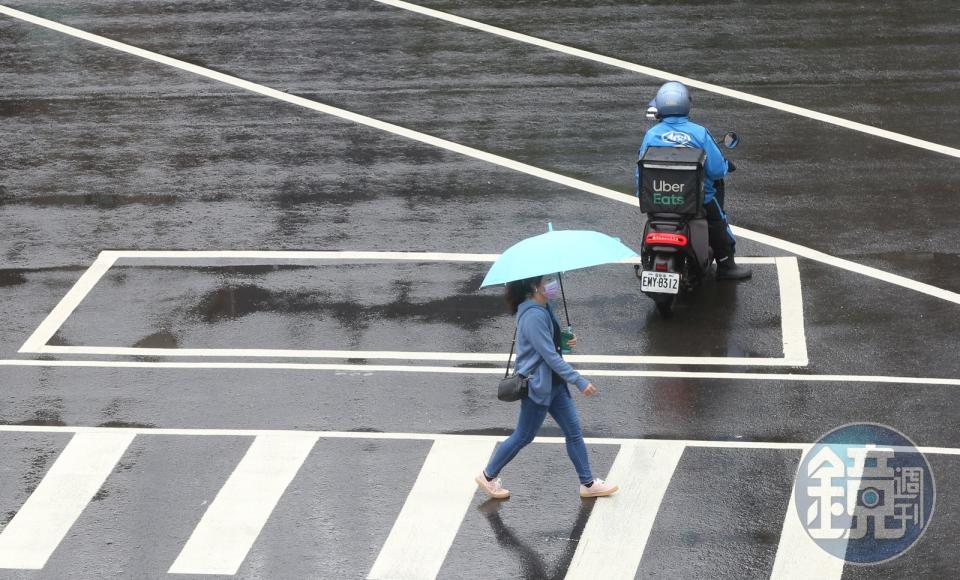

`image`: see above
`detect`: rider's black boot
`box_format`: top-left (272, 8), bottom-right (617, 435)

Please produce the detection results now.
top-left (716, 255), bottom-right (752, 280)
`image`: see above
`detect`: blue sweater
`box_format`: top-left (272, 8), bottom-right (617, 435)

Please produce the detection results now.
top-left (515, 300), bottom-right (589, 405)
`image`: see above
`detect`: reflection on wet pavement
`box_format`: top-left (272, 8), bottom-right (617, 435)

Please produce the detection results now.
top-left (0, 193), bottom-right (180, 208)
top-left (190, 280), bottom-right (505, 330)
top-left (132, 330), bottom-right (179, 349)
top-left (0, 270), bottom-right (27, 287)
top-left (53, 261), bottom-right (786, 357)
top-left (0, 1), bottom-right (958, 577)
top-left (14, 397), bottom-right (66, 427)
top-left (477, 498), bottom-right (595, 580)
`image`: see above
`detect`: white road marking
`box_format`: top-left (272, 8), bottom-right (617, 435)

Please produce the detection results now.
top-left (42, 249), bottom-right (776, 264)
top-left (36, 346), bottom-right (803, 367)
top-left (373, 0), bottom-right (960, 160)
top-left (776, 257), bottom-right (808, 364)
top-left (19, 251), bottom-right (803, 366)
top-left (0, 3), bottom-right (636, 209)
top-left (36, 345), bottom-right (525, 361)
top-left (1, 5), bottom-right (958, 307)
top-left (367, 438), bottom-right (496, 580)
top-left (565, 440), bottom-right (685, 580)
top-left (168, 433), bottom-right (318, 576)
top-left (770, 446), bottom-right (846, 580)
top-left (0, 431), bottom-right (134, 569)
top-left (98, 250), bottom-right (505, 262)
top-left (0, 427), bottom-right (936, 577)
top-left (2, 425), bottom-right (959, 457)
top-left (17, 252), bottom-right (116, 353)
top-left (15, 250), bottom-right (498, 357)
top-left (2, 358), bottom-right (960, 386)
top-left (733, 226), bottom-right (960, 306)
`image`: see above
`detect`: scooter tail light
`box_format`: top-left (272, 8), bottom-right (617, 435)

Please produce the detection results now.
top-left (655, 263), bottom-right (669, 271)
top-left (645, 232), bottom-right (688, 246)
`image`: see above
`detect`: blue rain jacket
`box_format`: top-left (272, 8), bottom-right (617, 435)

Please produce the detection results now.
top-left (514, 299), bottom-right (589, 406)
top-left (636, 116), bottom-right (729, 204)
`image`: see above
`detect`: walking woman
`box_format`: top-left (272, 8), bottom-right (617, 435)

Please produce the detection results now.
top-left (476, 274), bottom-right (619, 499)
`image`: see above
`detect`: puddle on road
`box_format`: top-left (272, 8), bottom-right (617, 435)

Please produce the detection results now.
top-left (190, 281), bottom-right (504, 331)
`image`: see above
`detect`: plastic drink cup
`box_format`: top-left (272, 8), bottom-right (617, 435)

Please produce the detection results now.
top-left (560, 325), bottom-right (574, 354)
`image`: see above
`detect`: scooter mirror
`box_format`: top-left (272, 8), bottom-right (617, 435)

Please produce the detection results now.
top-left (722, 131), bottom-right (740, 149)
top-left (645, 106), bottom-right (659, 121)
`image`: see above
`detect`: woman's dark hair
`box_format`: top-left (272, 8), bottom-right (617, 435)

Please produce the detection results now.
top-left (505, 275), bottom-right (543, 314)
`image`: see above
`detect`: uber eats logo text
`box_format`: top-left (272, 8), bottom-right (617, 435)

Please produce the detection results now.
top-left (652, 179), bottom-right (685, 206)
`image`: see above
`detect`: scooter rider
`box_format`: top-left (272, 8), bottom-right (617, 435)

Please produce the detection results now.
top-left (637, 81), bottom-right (752, 280)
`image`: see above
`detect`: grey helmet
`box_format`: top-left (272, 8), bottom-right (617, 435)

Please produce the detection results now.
top-left (654, 81), bottom-right (691, 117)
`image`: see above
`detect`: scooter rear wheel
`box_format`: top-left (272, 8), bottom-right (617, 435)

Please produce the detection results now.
top-left (652, 293), bottom-right (675, 318)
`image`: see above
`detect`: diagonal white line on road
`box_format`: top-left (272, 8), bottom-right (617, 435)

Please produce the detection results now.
top-left (17, 252), bottom-right (116, 354)
top-left (1, 4), bottom-right (958, 306)
top-left (367, 438), bottom-right (497, 579)
top-left (373, 0), bottom-right (960, 159)
top-left (770, 446), bottom-right (846, 580)
top-left (0, 431), bottom-right (135, 570)
top-left (0, 4), bottom-right (632, 205)
top-left (565, 440), bottom-right (686, 579)
top-left (168, 433), bottom-right (319, 576)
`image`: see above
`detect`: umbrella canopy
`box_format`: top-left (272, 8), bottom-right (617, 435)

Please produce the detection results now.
top-left (480, 228), bottom-right (638, 288)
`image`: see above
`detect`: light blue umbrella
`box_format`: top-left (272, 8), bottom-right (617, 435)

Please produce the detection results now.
top-left (480, 224), bottom-right (639, 323)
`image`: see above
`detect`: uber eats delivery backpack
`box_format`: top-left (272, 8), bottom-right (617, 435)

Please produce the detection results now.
top-left (638, 146), bottom-right (706, 217)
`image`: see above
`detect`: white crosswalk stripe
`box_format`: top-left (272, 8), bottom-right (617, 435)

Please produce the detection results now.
top-left (0, 428), bottom-right (866, 578)
top-left (0, 431), bottom-right (135, 569)
top-left (368, 438), bottom-right (498, 580)
top-left (565, 440), bottom-right (686, 579)
top-left (770, 446), bottom-right (846, 580)
top-left (168, 433), bottom-right (319, 575)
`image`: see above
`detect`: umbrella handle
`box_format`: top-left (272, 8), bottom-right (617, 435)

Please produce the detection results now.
top-left (557, 272), bottom-right (571, 326)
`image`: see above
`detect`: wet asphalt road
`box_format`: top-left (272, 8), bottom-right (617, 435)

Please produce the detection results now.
top-left (1, 1), bottom-right (959, 578)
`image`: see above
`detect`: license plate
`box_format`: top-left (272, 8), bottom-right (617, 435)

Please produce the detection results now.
top-left (641, 270), bottom-right (680, 294)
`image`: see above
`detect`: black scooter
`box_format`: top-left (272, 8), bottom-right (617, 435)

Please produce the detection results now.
top-left (634, 131), bottom-right (739, 318)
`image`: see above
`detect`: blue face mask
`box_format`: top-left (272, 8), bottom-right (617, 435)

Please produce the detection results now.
top-left (542, 279), bottom-right (561, 300)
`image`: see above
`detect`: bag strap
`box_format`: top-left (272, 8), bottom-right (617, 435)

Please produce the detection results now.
top-left (504, 309), bottom-right (535, 378)
top-left (504, 324), bottom-right (519, 378)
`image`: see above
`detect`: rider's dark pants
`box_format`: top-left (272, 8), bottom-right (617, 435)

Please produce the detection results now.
top-left (706, 197), bottom-right (736, 262)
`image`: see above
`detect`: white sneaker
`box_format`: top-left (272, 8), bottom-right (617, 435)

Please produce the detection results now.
top-left (580, 478), bottom-right (619, 498)
top-left (475, 472), bottom-right (510, 499)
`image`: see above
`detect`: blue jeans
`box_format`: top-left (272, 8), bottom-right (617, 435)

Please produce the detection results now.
top-left (484, 387), bottom-right (593, 484)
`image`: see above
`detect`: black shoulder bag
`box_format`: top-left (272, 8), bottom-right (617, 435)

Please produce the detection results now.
top-left (497, 313), bottom-right (533, 402)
